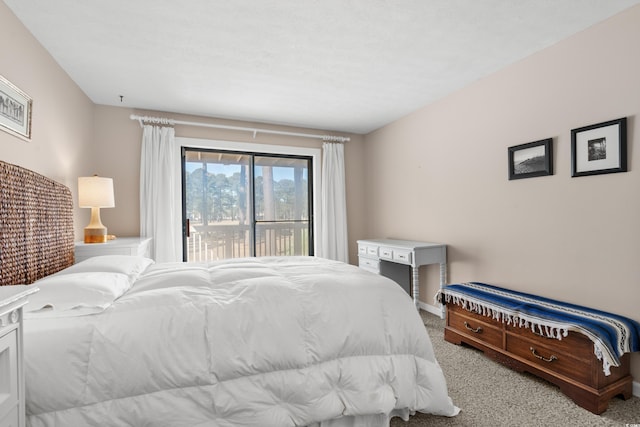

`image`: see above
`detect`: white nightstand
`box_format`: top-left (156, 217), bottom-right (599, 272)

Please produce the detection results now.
top-left (0, 286), bottom-right (38, 427)
top-left (74, 237), bottom-right (153, 263)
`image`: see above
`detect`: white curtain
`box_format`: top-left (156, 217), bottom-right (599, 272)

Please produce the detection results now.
top-left (140, 125), bottom-right (182, 262)
top-left (320, 142), bottom-right (349, 263)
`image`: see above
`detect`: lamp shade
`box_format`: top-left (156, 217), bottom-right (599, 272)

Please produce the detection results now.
top-left (78, 176), bottom-right (115, 208)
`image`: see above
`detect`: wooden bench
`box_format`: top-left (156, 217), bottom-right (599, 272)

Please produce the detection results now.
top-left (439, 283), bottom-right (636, 414)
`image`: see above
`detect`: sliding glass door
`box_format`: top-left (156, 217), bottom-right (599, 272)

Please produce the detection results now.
top-left (182, 148), bottom-right (312, 262)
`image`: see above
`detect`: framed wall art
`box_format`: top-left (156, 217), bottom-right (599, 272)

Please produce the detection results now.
top-left (571, 117), bottom-right (626, 177)
top-left (0, 74), bottom-right (32, 140)
top-left (508, 138), bottom-right (553, 180)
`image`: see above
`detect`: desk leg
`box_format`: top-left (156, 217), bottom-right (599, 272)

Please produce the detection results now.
top-left (411, 266), bottom-right (420, 310)
top-left (439, 262), bottom-right (446, 319)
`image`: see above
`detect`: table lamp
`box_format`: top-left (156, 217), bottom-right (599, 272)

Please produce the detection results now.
top-left (78, 175), bottom-right (115, 243)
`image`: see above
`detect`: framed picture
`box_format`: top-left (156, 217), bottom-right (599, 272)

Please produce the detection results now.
top-left (571, 117), bottom-right (626, 177)
top-left (0, 74), bottom-right (32, 140)
top-left (508, 138), bottom-right (553, 180)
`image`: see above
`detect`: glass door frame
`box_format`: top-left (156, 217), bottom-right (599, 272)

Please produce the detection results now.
top-left (177, 137), bottom-right (321, 261)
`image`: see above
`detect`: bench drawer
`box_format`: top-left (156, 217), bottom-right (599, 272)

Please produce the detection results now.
top-left (447, 307), bottom-right (503, 348)
top-left (505, 324), bottom-right (593, 362)
top-left (447, 303), bottom-right (503, 328)
top-left (506, 334), bottom-right (591, 384)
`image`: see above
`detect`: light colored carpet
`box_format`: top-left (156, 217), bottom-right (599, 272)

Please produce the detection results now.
top-left (391, 311), bottom-right (640, 427)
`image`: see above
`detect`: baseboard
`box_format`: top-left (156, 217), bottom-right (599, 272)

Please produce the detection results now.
top-left (419, 301), bottom-right (444, 319)
top-left (420, 301), bottom-right (640, 398)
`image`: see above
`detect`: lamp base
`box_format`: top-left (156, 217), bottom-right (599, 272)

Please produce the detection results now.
top-left (84, 227), bottom-right (108, 244)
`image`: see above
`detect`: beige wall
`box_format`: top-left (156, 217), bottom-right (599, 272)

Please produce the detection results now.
top-left (363, 5), bottom-right (640, 378)
top-left (0, 2), bottom-right (94, 237)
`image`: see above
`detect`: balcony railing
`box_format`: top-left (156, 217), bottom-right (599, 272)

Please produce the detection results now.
top-left (186, 222), bottom-right (309, 262)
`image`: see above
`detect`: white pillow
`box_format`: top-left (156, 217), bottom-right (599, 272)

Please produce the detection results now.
top-left (58, 255), bottom-right (154, 283)
top-left (24, 272), bottom-right (131, 318)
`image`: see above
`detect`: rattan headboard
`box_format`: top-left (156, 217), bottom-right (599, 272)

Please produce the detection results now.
top-left (0, 160), bottom-right (74, 285)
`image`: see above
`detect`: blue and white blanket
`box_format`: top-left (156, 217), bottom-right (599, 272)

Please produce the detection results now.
top-left (436, 282), bottom-right (640, 376)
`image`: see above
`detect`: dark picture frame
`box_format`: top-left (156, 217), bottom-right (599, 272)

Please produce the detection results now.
top-left (0, 74), bottom-right (32, 140)
top-left (571, 117), bottom-right (627, 177)
top-left (508, 138), bottom-right (553, 180)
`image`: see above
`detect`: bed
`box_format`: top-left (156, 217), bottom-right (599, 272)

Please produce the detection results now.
top-left (0, 160), bottom-right (459, 427)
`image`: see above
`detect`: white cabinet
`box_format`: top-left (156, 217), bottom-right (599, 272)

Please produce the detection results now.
top-left (0, 286), bottom-right (38, 427)
top-left (75, 237), bottom-right (153, 263)
top-left (0, 330), bottom-right (18, 426)
top-left (357, 239), bottom-right (447, 316)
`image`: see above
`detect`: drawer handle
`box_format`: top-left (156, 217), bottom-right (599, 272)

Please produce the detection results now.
top-left (530, 347), bottom-right (557, 363)
top-left (464, 321), bottom-right (482, 333)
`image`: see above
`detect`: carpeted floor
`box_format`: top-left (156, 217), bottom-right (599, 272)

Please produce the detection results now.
top-left (391, 311), bottom-right (640, 427)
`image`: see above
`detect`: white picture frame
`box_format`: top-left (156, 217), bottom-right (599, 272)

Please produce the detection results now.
top-left (0, 74), bottom-right (32, 140)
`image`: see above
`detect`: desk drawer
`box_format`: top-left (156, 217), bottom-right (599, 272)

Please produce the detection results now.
top-left (393, 250), bottom-right (412, 264)
top-left (358, 244), bottom-right (379, 257)
top-left (358, 257), bottom-right (379, 273)
top-left (358, 244), bottom-right (378, 258)
top-left (379, 247), bottom-right (393, 259)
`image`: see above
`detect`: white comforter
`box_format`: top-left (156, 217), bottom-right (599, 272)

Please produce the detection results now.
top-left (24, 256), bottom-right (458, 427)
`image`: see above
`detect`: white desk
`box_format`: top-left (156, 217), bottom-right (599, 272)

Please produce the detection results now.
top-left (357, 239), bottom-right (447, 317)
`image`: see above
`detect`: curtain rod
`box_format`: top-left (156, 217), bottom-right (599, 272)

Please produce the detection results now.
top-left (129, 114), bottom-right (350, 143)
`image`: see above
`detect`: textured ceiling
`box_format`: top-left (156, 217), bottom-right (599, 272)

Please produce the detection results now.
top-left (4, 0), bottom-right (640, 134)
